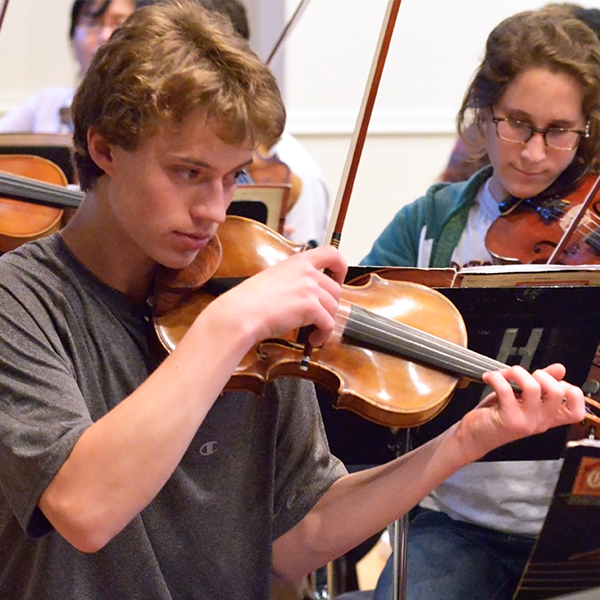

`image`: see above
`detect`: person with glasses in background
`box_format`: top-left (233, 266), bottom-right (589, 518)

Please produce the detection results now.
top-left (362, 8), bottom-right (600, 600)
top-left (436, 3), bottom-right (600, 185)
top-left (490, 108), bottom-right (589, 154)
top-left (0, 0), bottom-right (138, 134)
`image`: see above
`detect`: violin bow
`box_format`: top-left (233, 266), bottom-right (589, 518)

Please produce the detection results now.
top-left (324, 0), bottom-right (402, 250)
top-left (266, 0), bottom-right (312, 66)
top-left (268, 0), bottom-right (403, 243)
top-left (546, 172), bottom-right (600, 264)
top-left (299, 0), bottom-right (403, 369)
top-left (0, 0), bottom-right (10, 34)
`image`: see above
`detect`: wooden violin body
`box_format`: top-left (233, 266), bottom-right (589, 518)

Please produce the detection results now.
top-left (0, 154), bottom-right (72, 252)
top-left (154, 217), bottom-right (501, 428)
top-left (485, 171), bottom-right (600, 265)
top-left (153, 217), bottom-right (600, 433)
top-left (152, 216), bottom-right (307, 318)
top-left (247, 143), bottom-right (301, 216)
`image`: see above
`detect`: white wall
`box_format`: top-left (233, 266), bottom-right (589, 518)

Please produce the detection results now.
top-left (0, 0), bottom-right (77, 106)
top-left (1, 0), bottom-right (600, 263)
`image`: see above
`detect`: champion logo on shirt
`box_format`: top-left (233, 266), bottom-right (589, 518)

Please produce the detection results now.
top-left (199, 441), bottom-right (218, 456)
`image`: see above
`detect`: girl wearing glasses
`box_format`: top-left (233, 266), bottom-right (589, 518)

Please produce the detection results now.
top-left (0, 0), bottom-right (136, 134)
top-left (364, 9), bottom-right (600, 274)
top-left (365, 9), bottom-right (600, 600)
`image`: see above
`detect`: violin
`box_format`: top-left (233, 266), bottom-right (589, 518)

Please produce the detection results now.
top-left (152, 216), bottom-right (600, 432)
top-left (246, 142), bottom-right (301, 216)
top-left (0, 154), bottom-right (82, 252)
top-left (0, 0), bottom-right (83, 252)
top-left (154, 216), bottom-right (476, 428)
top-left (485, 166), bottom-right (600, 265)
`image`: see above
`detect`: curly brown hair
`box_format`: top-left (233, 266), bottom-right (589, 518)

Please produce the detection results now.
top-left (457, 9), bottom-right (600, 168)
top-left (71, 0), bottom-right (285, 190)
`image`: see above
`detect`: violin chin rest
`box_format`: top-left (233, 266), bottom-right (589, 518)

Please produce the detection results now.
top-left (151, 234), bottom-right (222, 316)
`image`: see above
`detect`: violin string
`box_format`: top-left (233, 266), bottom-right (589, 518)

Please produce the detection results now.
top-left (0, 172), bottom-right (83, 199)
top-left (574, 212), bottom-right (600, 250)
top-left (340, 303), bottom-right (600, 414)
top-left (349, 302), bottom-right (508, 373)
top-left (538, 198), bottom-right (600, 254)
top-left (0, 172), bottom-right (83, 208)
top-left (562, 209), bottom-right (600, 244)
top-left (337, 303), bottom-right (600, 418)
top-left (340, 301), bottom-right (509, 380)
top-left (345, 308), bottom-right (503, 381)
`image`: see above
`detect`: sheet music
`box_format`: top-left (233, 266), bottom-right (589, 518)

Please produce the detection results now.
top-left (457, 263), bottom-right (600, 288)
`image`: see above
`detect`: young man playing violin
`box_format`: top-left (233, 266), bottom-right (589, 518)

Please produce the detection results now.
top-left (363, 9), bottom-right (600, 600)
top-left (0, 2), bottom-right (587, 599)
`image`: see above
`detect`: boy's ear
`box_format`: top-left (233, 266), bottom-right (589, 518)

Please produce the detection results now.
top-left (87, 128), bottom-right (115, 174)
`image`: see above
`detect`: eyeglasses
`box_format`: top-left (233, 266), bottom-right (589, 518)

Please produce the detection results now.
top-left (76, 15), bottom-right (128, 36)
top-left (490, 107), bottom-right (590, 151)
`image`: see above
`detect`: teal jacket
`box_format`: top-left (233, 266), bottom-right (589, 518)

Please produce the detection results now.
top-left (361, 166), bottom-right (493, 268)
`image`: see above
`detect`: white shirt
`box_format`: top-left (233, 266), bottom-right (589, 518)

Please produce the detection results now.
top-left (0, 87), bottom-right (75, 134)
top-left (271, 132), bottom-right (330, 246)
top-left (451, 177), bottom-right (500, 269)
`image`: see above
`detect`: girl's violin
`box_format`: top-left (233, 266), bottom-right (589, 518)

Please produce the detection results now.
top-left (485, 166), bottom-right (600, 265)
top-left (152, 216), bottom-right (600, 432)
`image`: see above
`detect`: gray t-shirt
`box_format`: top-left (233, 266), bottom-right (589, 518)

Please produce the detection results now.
top-left (0, 234), bottom-right (346, 600)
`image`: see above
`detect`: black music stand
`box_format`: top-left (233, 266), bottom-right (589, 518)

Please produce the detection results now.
top-left (319, 268), bottom-right (600, 464)
top-left (227, 183), bottom-right (290, 233)
top-left (317, 267), bottom-right (600, 600)
top-left (0, 133), bottom-right (76, 183)
top-left (514, 439), bottom-right (600, 599)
